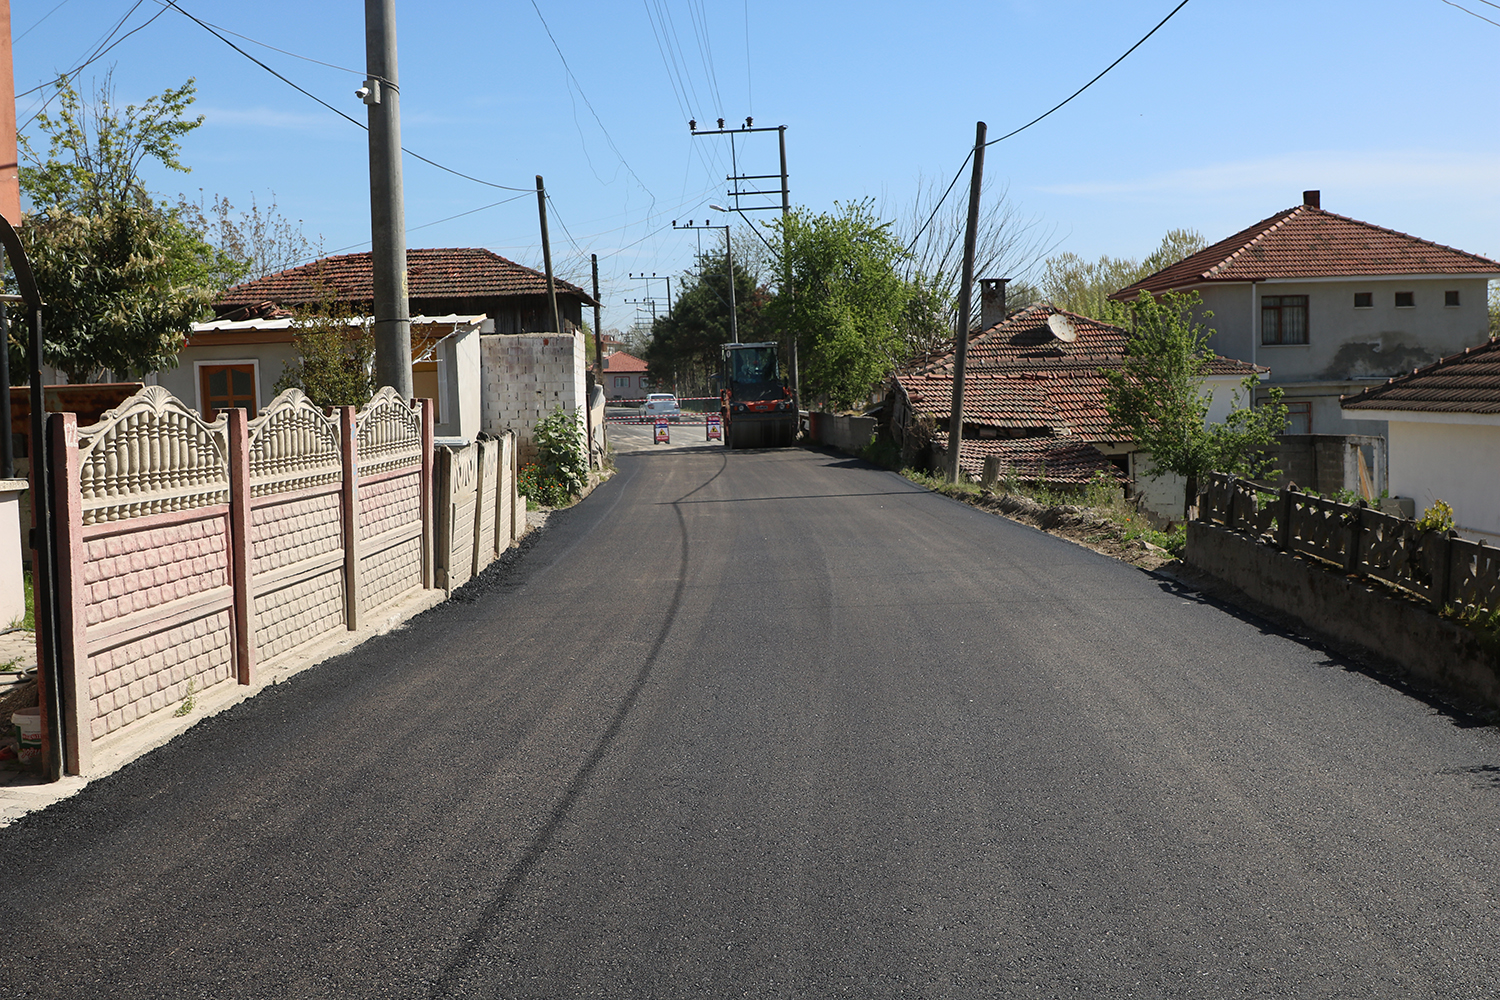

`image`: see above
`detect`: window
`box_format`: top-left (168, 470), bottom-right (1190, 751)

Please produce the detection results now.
top-left (198, 363), bottom-right (256, 420)
top-left (1283, 401), bottom-right (1312, 435)
top-left (1445, 290), bottom-right (1461, 307)
top-left (639, 376), bottom-right (651, 389)
top-left (1262, 294), bottom-right (1308, 345)
top-left (1395, 291), bottom-right (1415, 308)
top-left (1353, 292), bottom-right (1372, 308)
top-left (613, 375), bottom-right (630, 388)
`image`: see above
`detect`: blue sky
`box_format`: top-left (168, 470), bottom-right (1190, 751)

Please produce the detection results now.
top-left (11, 0), bottom-right (1500, 332)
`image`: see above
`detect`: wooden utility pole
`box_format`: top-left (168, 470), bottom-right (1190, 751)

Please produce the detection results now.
top-left (945, 121), bottom-right (986, 483)
top-left (364, 0), bottom-right (412, 398)
top-left (536, 176), bottom-right (561, 335)
top-left (591, 253), bottom-right (602, 372)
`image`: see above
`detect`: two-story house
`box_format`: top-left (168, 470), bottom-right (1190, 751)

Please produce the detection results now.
top-left (1110, 191), bottom-right (1500, 438)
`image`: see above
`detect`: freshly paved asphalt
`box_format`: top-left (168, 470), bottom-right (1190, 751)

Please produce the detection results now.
top-left (4, 439), bottom-right (1500, 998)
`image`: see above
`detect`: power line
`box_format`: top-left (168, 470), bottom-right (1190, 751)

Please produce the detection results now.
top-left (159, 1), bottom-right (533, 193)
top-left (1440, 0), bottom-right (1500, 27)
top-left (983, 0), bottom-right (1192, 149)
top-left (145, 1), bottom-right (365, 74)
top-left (906, 0), bottom-right (1193, 253)
top-left (15, 1), bottom-right (170, 128)
top-left (529, 1), bottom-right (657, 205)
top-left (15, 0), bottom-right (75, 44)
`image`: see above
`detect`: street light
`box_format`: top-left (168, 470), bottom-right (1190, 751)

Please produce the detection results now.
top-left (708, 206), bottom-right (738, 344)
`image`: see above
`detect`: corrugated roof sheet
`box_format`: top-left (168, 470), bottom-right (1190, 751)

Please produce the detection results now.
top-left (1112, 204), bottom-right (1500, 300)
top-left (1341, 337), bottom-right (1500, 414)
top-left (216, 248), bottom-right (598, 311)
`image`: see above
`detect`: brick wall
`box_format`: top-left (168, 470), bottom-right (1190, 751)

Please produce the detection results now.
top-left (480, 333), bottom-right (586, 460)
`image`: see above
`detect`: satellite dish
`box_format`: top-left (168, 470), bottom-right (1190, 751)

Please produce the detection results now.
top-left (1047, 313), bottom-right (1078, 343)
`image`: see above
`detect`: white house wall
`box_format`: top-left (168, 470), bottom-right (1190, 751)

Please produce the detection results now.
top-left (1385, 418), bottom-right (1500, 543)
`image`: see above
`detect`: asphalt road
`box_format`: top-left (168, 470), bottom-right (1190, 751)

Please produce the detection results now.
top-left (4, 444), bottom-right (1500, 998)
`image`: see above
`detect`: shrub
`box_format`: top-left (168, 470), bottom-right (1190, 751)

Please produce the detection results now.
top-left (526, 406), bottom-right (588, 505)
top-left (518, 462), bottom-right (569, 507)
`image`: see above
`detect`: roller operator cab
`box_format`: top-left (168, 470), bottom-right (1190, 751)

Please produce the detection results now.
top-left (719, 341), bottom-right (798, 449)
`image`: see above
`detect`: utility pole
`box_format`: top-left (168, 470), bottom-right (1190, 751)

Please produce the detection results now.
top-left (535, 176), bottom-right (562, 335)
top-left (691, 120), bottom-right (790, 383)
top-left (945, 121), bottom-right (986, 484)
top-left (630, 273), bottom-right (673, 315)
top-left (591, 254), bottom-right (602, 372)
top-left (674, 218), bottom-right (737, 343)
top-left (362, 0), bottom-right (411, 398)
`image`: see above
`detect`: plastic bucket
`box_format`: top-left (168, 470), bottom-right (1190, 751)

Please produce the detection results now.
top-left (12, 706), bottom-right (41, 769)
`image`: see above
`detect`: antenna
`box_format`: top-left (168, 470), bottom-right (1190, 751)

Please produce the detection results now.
top-left (1047, 313), bottom-right (1078, 343)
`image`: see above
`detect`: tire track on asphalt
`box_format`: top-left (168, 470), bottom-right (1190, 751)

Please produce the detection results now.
top-left (430, 454), bottom-right (721, 995)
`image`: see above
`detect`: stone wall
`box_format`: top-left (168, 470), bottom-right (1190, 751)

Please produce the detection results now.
top-left (1187, 521), bottom-right (1499, 708)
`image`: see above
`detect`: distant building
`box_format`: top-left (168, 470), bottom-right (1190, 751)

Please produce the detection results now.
top-left (601, 351), bottom-right (650, 401)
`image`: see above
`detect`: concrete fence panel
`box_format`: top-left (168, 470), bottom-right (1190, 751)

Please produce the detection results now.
top-left (246, 390), bottom-right (347, 670)
top-left (355, 388), bottom-right (429, 618)
top-left (436, 441), bottom-right (479, 595)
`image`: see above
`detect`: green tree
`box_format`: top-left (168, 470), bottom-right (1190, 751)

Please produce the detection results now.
top-left (273, 305), bottom-right (376, 409)
top-left (644, 250), bottom-right (769, 396)
top-left (1041, 228), bottom-right (1207, 321)
top-left (16, 75), bottom-right (233, 382)
top-left (1103, 290), bottom-right (1287, 519)
top-left (768, 200), bottom-right (910, 409)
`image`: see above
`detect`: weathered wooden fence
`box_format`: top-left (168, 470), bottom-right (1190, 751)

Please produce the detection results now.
top-left (44, 385), bottom-right (523, 776)
top-left (1199, 472), bottom-right (1500, 616)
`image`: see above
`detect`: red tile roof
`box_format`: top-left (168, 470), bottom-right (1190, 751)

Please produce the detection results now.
top-left (1112, 204), bottom-right (1500, 300)
top-left (602, 351), bottom-right (648, 373)
top-left (216, 248), bottom-right (598, 310)
top-left (932, 433), bottom-right (1122, 486)
top-left (898, 303), bottom-right (1262, 444)
top-left (1341, 337), bottom-right (1500, 415)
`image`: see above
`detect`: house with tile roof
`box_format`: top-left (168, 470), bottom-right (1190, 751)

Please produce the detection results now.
top-left (600, 351), bottom-right (651, 402)
top-left (1342, 337), bottom-right (1500, 542)
top-left (1111, 191), bottom-right (1500, 439)
top-left (891, 298), bottom-right (1263, 520)
top-left (214, 248), bottom-right (598, 331)
top-left (161, 248), bottom-right (601, 443)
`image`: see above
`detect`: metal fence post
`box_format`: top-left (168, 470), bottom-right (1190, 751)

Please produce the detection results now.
top-left (1431, 530), bottom-right (1455, 612)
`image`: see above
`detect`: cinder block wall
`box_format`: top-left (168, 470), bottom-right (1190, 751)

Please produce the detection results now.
top-left (480, 333), bottom-right (586, 462)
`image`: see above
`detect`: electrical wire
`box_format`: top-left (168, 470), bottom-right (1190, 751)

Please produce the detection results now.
top-left (145, 0), bottom-right (365, 74)
top-left (16, 0), bottom-right (165, 115)
top-left (159, 1), bottom-right (533, 193)
top-left (15, 0), bottom-right (75, 44)
top-left (529, 1), bottom-right (657, 205)
top-left (1440, 0), bottom-right (1500, 27)
top-left (906, 0), bottom-right (1192, 253)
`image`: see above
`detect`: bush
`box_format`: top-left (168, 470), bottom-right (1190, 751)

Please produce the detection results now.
top-left (523, 407), bottom-right (588, 506)
top-left (518, 463), bottom-right (569, 507)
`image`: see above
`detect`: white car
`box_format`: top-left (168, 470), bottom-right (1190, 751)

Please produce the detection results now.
top-left (639, 393), bottom-right (682, 421)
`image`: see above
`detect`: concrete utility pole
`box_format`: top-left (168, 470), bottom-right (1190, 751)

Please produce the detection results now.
top-left (536, 176), bottom-right (562, 335)
top-left (945, 121), bottom-right (986, 484)
top-left (363, 0), bottom-right (412, 398)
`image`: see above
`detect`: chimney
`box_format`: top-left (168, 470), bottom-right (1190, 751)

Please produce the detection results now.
top-left (979, 278), bottom-right (1010, 331)
top-left (1303, 190), bottom-right (1320, 209)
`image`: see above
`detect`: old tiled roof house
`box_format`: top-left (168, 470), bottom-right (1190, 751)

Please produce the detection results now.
top-left (890, 288), bottom-right (1261, 518)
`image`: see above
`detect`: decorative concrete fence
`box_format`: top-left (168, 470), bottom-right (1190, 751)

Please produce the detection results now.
top-left (38, 385), bottom-right (519, 776)
top-left (1198, 472), bottom-right (1500, 615)
top-left (435, 433), bottom-right (521, 595)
